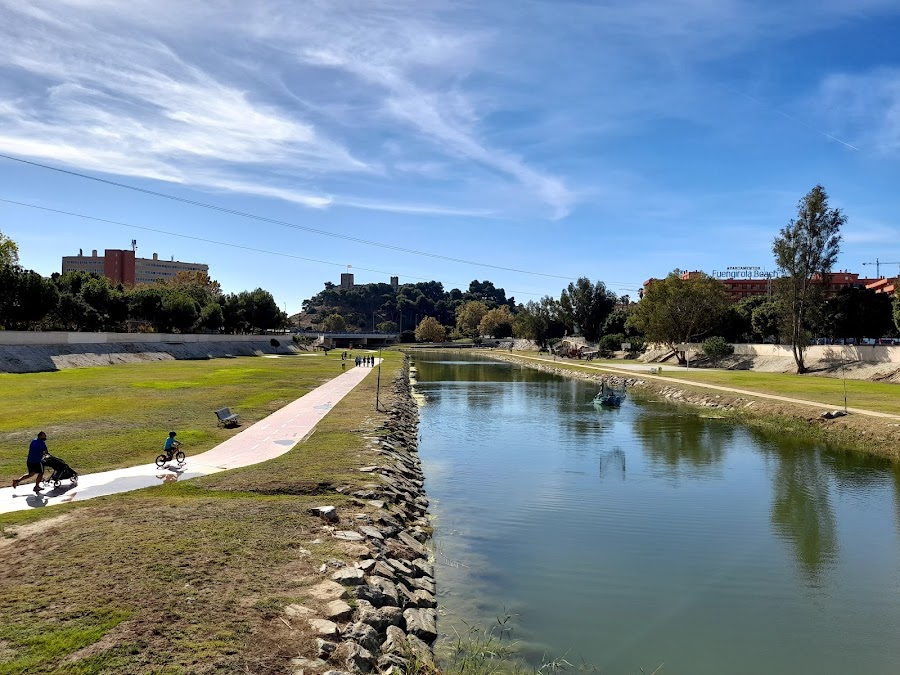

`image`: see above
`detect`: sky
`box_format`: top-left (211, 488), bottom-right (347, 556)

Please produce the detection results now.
top-left (1, 0), bottom-right (900, 314)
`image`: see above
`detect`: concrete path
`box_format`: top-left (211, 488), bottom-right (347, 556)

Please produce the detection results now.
top-left (514, 354), bottom-right (900, 421)
top-left (0, 361), bottom-right (381, 514)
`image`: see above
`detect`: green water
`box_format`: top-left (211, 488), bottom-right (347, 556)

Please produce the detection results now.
top-left (413, 352), bottom-right (900, 674)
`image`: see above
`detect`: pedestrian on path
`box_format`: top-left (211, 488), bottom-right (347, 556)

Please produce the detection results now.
top-left (13, 431), bottom-right (47, 493)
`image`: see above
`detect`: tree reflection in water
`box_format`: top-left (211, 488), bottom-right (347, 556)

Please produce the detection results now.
top-left (633, 411), bottom-right (732, 472)
top-left (749, 428), bottom-right (839, 586)
top-left (769, 446), bottom-right (838, 585)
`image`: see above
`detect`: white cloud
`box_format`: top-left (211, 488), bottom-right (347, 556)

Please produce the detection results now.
top-left (819, 69), bottom-right (900, 155)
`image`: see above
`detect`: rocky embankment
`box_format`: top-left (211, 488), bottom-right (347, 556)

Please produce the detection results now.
top-left (296, 365), bottom-right (436, 675)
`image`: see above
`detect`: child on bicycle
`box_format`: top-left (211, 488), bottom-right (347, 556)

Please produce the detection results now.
top-left (163, 431), bottom-right (181, 460)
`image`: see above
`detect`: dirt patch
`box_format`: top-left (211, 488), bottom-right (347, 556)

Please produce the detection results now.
top-left (0, 513), bottom-right (74, 550)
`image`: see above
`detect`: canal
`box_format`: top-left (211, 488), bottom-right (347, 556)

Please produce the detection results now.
top-left (412, 352), bottom-right (900, 674)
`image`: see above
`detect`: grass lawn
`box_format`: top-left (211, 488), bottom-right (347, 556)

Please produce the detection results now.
top-left (0, 352), bottom-right (354, 478)
top-left (0, 351), bottom-right (405, 674)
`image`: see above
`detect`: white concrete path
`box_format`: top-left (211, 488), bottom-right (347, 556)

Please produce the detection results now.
top-left (0, 361), bottom-right (380, 514)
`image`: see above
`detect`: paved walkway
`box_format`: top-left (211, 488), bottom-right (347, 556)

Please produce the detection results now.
top-left (515, 354), bottom-right (900, 421)
top-left (0, 361), bottom-right (380, 514)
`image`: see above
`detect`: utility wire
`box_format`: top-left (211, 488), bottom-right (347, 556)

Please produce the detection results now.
top-left (0, 153), bottom-right (574, 281)
top-left (0, 197), bottom-right (554, 297)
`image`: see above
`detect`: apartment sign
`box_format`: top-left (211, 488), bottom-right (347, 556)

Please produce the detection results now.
top-left (711, 266), bottom-right (777, 280)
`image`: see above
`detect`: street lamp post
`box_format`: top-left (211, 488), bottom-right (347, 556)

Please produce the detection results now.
top-left (841, 348), bottom-right (848, 413)
top-left (375, 347), bottom-right (383, 410)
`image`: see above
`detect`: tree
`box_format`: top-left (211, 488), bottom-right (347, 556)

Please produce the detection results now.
top-left (0, 229), bottom-right (19, 268)
top-left (629, 271), bottom-right (730, 364)
top-left (0, 267), bottom-right (59, 329)
top-left (415, 316), bottom-right (445, 342)
top-left (751, 299), bottom-right (783, 344)
top-left (702, 336), bottom-right (734, 367)
top-left (161, 292), bottom-right (200, 333)
top-left (199, 302), bottom-right (224, 332)
top-left (895, 292), bottom-right (900, 334)
top-left (822, 288), bottom-right (893, 344)
top-left (322, 314), bottom-right (347, 332)
top-left (773, 185), bottom-right (844, 373)
top-left (512, 297), bottom-right (566, 346)
top-left (558, 277), bottom-right (617, 342)
top-left (456, 301), bottom-right (488, 337)
top-left (376, 320), bottom-right (398, 333)
top-left (479, 306), bottom-right (514, 338)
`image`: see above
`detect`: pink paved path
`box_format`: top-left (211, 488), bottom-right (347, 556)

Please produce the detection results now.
top-left (0, 361), bottom-right (380, 514)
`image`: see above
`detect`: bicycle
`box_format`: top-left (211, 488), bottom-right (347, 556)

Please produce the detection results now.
top-left (155, 446), bottom-right (186, 468)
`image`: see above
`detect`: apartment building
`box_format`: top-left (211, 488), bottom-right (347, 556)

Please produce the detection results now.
top-left (62, 249), bottom-right (209, 286)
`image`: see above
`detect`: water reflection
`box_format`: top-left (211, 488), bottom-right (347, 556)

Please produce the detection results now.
top-left (598, 447), bottom-right (626, 481)
top-left (633, 412), bottom-right (731, 472)
top-left (412, 350), bottom-right (900, 673)
top-left (768, 445), bottom-right (838, 585)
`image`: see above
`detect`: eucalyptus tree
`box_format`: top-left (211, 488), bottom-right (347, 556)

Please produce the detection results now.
top-left (773, 185), bottom-right (844, 373)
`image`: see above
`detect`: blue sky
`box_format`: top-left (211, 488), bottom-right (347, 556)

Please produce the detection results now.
top-left (1, 0), bottom-right (899, 313)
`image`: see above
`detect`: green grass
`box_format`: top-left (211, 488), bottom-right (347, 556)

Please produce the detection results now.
top-left (0, 352), bottom-right (350, 477)
top-left (0, 352), bottom-right (407, 673)
top-left (0, 609), bottom-right (131, 675)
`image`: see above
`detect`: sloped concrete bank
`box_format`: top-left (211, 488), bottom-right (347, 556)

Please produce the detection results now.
top-left (489, 353), bottom-right (900, 459)
top-left (0, 340), bottom-right (303, 373)
top-left (300, 363), bottom-right (436, 675)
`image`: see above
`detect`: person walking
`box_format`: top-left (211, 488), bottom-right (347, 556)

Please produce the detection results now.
top-left (13, 431), bottom-right (48, 493)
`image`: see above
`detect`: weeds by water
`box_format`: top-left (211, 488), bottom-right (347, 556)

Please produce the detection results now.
top-left (442, 613), bottom-right (609, 675)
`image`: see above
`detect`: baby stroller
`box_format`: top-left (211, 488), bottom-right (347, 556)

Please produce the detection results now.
top-left (42, 453), bottom-right (79, 487)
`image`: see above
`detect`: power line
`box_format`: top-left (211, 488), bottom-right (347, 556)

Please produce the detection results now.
top-left (0, 196), bottom-right (554, 297)
top-left (0, 153), bottom-right (574, 281)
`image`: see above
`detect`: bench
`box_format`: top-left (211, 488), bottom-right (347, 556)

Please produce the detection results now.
top-left (649, 367), bottom-right (661, 374)
top-left (215, 407), bottom-right (241, 428)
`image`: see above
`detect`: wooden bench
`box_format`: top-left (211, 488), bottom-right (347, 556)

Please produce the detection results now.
top-left (215, 407), bottom-right (241, 428)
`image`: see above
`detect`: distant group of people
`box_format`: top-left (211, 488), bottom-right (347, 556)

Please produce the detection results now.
top-left (339, 351), bottom-right (376, 368)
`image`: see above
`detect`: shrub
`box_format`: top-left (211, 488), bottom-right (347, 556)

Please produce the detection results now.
top-left (599, 333), bottom-right (626, 352)
top-left (702, 336), bottom-right (734, 366)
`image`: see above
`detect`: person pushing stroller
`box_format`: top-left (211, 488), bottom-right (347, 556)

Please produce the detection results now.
top-left (12, 431), bottom-right (48, 493)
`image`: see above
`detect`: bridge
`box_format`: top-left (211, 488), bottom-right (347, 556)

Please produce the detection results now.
top-left (314, 332), bottom-right (400, 349)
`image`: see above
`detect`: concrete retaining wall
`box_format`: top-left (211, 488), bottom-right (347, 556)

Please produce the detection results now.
top-left (0, 335), bottom-right (304, 373)
top-left (675, 342), bottom-right (900, 364)
top-left (0, 331), bottom-right (276, 346)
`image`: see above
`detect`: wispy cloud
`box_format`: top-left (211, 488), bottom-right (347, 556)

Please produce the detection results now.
top-left (819, 68), bottom-right (900, 155)
top-left (1, 0), bottom-right (899, 225)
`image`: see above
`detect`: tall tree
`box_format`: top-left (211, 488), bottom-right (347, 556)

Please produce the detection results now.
top-left (629, 271), bottom-right (730, 364)
top-left (558, 277), bottom-right (617, 342)
top-left (773, 185), bottom-right (844, 373)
